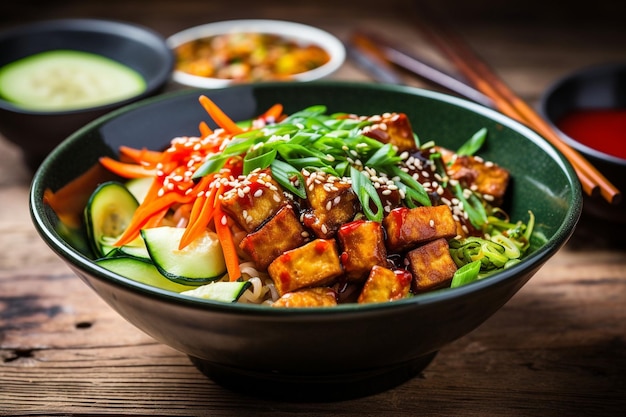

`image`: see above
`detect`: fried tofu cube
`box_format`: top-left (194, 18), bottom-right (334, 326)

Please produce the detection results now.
top-left (239, 205), bottom-right (308, 270)
top-left (445, 153), bottom-right (510, 203)
top-left (301, 171), bottom-right (358, 238)
top-left (272, 287), bottom-right (338, 308)
top-left (267, 238), bottom-right (343, 296)
top-left (383, 205), bottom-right (457, 253)
top-left (362, 112), bottom-right (417, 152)
top-left (220, 169), bottom-right (286, 232)
top-left (407, 238), bottom-right (457, 293)
top-left (337, 220), bottom-right (388, 282)
top-left (357, 266), bottom-right (412, 304)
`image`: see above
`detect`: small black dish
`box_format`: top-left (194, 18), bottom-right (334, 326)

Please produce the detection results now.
top-left (540, 62), bottom-right (626, 224)
top-left (0, 18), bottom-right (174, 171)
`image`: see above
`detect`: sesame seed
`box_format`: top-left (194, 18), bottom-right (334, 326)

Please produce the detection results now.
top-left (382, 189), bottom-right (392, 195)
top-left (254, 189), bottom-right (263, 198)
top-left (429, 219), bottom-right (435, 228)
top-left (321, 224), bottom-right (328, 235)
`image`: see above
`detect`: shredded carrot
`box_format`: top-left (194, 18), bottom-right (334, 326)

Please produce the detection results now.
top-left (260, 103), bottom-right (284, 122)
top-left (198, 95), bottom-right (244, 135)
top-left (178, 175), bottom-right (218, 249)
top-left (115, 191), bottom-right (192, 246)
top-left (214, 203), bottom-right (241, 281)
top-left (179, 189), bottom-right (217, 249)
top-left (199, 121), bottom-right (213, 138)
top-left (119, 146), bottom-right (163, 165)
top-left (99, 156), bottom-right (156, 178)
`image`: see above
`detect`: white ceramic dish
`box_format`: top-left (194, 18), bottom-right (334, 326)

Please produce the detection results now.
top-left (166, 19), bottom-right (346, 88)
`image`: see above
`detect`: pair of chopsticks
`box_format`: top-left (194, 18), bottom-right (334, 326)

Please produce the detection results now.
top-left (348, 16), bottom-right (621, 205)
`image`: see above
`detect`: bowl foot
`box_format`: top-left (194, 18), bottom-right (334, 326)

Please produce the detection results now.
top-left (189, 351), bottom-right (437, 402)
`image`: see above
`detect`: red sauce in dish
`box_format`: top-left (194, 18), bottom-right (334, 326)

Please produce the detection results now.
top-left (556, 109), bottom-right (626, 160)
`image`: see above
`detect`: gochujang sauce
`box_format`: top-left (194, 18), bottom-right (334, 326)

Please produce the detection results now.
top-left (556, 109), bottom-right (626, 160)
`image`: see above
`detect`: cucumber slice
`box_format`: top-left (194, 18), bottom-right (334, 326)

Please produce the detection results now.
top-left (0, 50), bottom-right (146, 111)
top-left (96, 257), bottom-right (196, 293)
top-left (101, 235), bottom-right (150, 260)
top-left (126, 177), bottom-right (153, 204)
top-left (141, 226), bottom-right (227, 285)
top-left (84, 181), bottom-right (139, 257)
top-left (181, 281), bottom-right (252, 303)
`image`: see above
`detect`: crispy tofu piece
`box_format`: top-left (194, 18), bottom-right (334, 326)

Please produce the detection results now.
top-left (239, 205), bottom-right (308, 270)
top-left (337, 220), bottom-right (388, 282)
top-left (267, 238), bottom-right (343, 296)
top-left (362, 112), bottom-right (417, 152)
top-left (443, 152), bottom-right (510, 203)
top-left (220, 169), bottom-right (286, 232)
top-left (272, 287), bottom-right (338, 308)
top-left (406, 238), bottom-right (457, 293)
top-left (301, 171), bottom-right (358, 238)
top-left (357, 265), bottom-right (412, 304)
top-left (383, 205), bottom-right (457, 253)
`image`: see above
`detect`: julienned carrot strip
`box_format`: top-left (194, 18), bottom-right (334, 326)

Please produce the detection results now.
top-left (214, 203), bottom-right (241, 282)
top-left (199, 121), bottom-right (213, 138)
top-left (260, 103), bottom-right (284, 122)
top-left (99, 156), bottom-right (156, 178)
top-left (119, 146), bottom-right (163, 165)
top-left (198, 95), bottom-right (244, 135)
top-left (179, 176), bottom-right (218, 249)
top-left (179, 188), bottom-right (217, 250)
top-left (115, 191), bottom-right (191, 246)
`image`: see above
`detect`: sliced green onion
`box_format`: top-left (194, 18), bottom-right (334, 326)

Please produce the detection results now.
top-left (389, 166), bottom-right (431, 207)
top-left (456, 127), bottom-right (487, 156)
top-left (350, 166), bottom-right (383, 222)
top-left (243, 148), bottom-right (277, 174)
top-left (451, 260), bottom-right (482, 288)
top-left (270, 159), bottom-right (306, 199)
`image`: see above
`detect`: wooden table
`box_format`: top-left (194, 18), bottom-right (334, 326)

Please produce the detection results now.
top-left (2, 1), bottom-right (625, 415)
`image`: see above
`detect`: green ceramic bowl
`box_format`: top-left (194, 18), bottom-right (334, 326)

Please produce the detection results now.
top-left (30, 82), bottom-right (581, 400)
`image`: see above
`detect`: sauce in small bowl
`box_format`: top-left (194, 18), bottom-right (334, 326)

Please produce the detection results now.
top-left (541, 62), bottom-right (626, 223)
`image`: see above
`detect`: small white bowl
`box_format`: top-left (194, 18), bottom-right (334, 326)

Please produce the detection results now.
top-left (166, 19), bottom-right (346, 88)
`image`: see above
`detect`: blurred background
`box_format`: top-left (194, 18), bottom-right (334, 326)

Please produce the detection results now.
top-left (2, 0), bottom-right (625, 184)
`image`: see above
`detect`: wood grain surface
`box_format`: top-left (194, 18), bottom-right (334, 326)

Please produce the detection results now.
top-left (1, 1), bottom-right (625, 415)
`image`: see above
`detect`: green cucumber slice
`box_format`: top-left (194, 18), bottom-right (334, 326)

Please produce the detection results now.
top-left (101, 235), bottom-right (150, 260)
top-left (125, 177), bottom-right (153, 204)
top-left (96, 256), bottom-right (196, 293)
top-left (181, 281), bottom-right (252, 303)
top-left (0, 50), bottom-right (146, 111)
top-left (141, 226), bottom-right (226, 285)
top-left (84, 181), bottom-right (139, 257)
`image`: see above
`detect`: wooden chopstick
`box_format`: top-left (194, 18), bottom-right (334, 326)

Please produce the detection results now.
top-left (407, 5), bottom-right (621, 204)
top-left (352, 29), bottom-right (495, 109)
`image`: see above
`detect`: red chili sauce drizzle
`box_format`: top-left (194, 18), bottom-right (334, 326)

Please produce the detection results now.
top-left (556, 109), bottom-right (626, 160)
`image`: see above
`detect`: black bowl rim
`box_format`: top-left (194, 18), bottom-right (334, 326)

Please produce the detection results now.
top-left (30, 81), bottom-right (582, 317)
top-left (540, 61), bottom-right (626, 166)
top-left (0, 17), bottom-right (174, 115)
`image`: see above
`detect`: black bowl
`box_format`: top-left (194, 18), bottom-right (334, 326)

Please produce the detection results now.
top-left (540, 62), bottom-right (626, 223)
top-left (0, 18), bottom-right (174, 171)
top-left (30, 82), bottom-right (581, 401)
